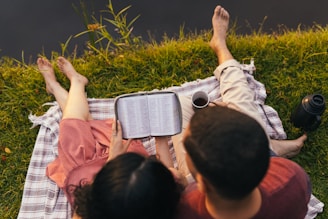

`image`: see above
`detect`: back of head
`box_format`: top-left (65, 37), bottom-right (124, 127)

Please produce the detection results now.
top-left (183, 105), bottom-right (270, 199)
top-left (74, 153), bottom-right (181, 219)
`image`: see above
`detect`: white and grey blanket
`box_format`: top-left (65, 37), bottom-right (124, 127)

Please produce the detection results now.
top-left (18, 65), bottom-right (324, 218)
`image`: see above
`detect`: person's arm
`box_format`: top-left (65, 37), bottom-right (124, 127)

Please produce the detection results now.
top-left (155, 136), bottom-right (174, 168)
top-left (156, 136), bottom-right (189, 188)
top-left (108, 120), bottom-right (131, 162)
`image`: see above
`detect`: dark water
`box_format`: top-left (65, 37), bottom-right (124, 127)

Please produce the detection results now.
top-left (1, 0), bottom-right (327, 60)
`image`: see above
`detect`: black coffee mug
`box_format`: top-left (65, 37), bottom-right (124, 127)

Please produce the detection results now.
top-left (290, 94), bottom-right (326, 131)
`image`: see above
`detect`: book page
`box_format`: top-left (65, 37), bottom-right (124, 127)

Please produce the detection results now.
top-left (116, 95), bottom-right (151, 138)
top-left (147, 93), bottom-right (181, 136)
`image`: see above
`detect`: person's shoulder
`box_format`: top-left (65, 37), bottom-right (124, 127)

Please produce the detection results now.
top-left (270, 156), bottom-right (305, 172)
top-left (256, 157), bottom-right (311, 218)
top-left (261, 157), bottom-right (309, 190)
top-left (175, 183), bottom-right (212, 219)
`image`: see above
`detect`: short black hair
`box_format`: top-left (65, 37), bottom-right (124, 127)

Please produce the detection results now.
top-left (184, 105), bottom-right (270, 199)
top-left (74, 152), bottom-right (181, 219)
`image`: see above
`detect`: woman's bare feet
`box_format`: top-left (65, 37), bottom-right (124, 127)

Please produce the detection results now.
top-left (37, 57), bottom-right (61, 95)
top-left (270, 134), bottom-right (308, 158)
top-left (56, 57), bottom-right (88, 86)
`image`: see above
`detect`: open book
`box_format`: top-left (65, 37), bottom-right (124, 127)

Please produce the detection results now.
top-left (114, 91), bottom-right (182, 139)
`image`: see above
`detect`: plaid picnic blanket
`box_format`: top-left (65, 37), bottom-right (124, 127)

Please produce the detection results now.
top-left (18, 65), bottom-right (323, 218)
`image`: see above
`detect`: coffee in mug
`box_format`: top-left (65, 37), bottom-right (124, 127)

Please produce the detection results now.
top-left (192, 90), bottom-right (209, 110)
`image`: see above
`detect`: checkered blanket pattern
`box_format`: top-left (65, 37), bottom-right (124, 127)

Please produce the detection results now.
top-left (18, 65), bottom-right (323, 218)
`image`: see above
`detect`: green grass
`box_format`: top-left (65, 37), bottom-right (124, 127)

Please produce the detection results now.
top-left (1, 19), bottom-right (328, 219)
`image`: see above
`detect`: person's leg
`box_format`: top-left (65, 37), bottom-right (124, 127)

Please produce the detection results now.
top-left (270, 134), bottom-right (307, 158)
top-left (209, 5), bottom-right (233, 65)
top-left (56, 57), bottom-right (91, 121)
top-left (37, 57), bottom-right (68, 111)
top-left (208, 6), bottom-right (307, 160)
top-left (38, 57), bottom-right (91, 121)
top-left (173, 6), bottom-right (233, 182)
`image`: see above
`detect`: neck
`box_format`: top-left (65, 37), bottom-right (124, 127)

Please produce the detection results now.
top-left (205, 188), bottom-right (262, 219)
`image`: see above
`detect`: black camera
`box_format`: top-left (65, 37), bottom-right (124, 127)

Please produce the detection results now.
top-left (290, 94), bottom-right (326, 132)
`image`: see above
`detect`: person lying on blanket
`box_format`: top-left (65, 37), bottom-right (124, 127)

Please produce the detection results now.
top-left (37, 56), bottom-right (186, 219)
top-left (169, 5), bottom-right (311, 219)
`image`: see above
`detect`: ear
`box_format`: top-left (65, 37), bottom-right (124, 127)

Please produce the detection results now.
top-left (195, 173), bottom-right (208, 194)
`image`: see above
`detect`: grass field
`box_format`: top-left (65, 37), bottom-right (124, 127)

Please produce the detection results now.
top-left (1, 2), bottom-right (328, 218)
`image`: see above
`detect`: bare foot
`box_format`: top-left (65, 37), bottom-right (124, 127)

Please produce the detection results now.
top-left (37, 57), bottom-right (60, 95)
top-left (56, 57), bottom-right (88, 86)
top-left (209, 5), bottom-right (230, 53)
top-left (270, 134), bottom-right (308, 158)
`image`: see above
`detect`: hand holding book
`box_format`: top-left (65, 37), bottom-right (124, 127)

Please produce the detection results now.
top-left (108, 120), bottom-right (132, 161)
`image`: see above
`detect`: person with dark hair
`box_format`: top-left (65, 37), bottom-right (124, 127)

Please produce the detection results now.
top-left (185, 106), bottom-right (270, 201)
top-left (174, 5), bottom-right (311, 219)
top-left (37, 56), bottom-right (183, 219)
top-left (74, 153), bottom-right (180, 219)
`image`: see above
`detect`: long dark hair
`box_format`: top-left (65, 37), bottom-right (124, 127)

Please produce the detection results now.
top-left (74, 152), bottom-right (181, 219)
